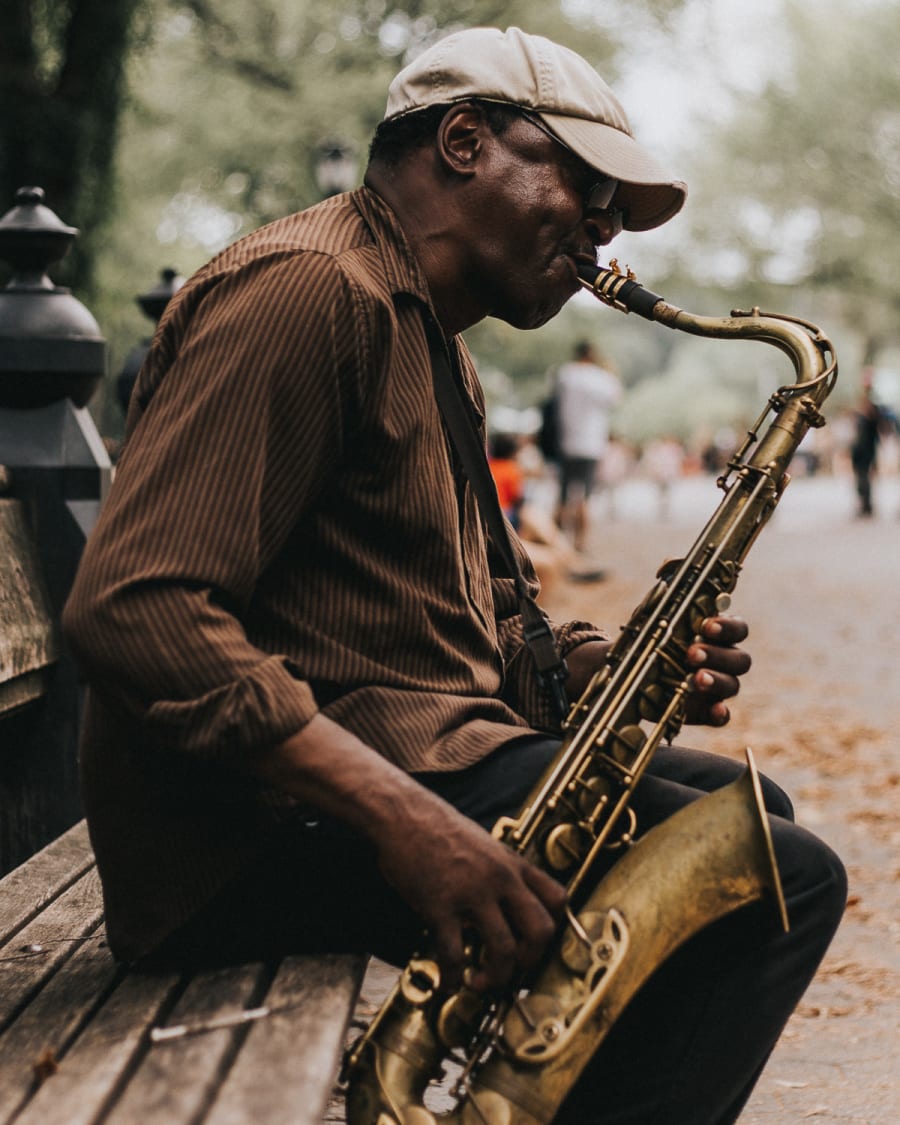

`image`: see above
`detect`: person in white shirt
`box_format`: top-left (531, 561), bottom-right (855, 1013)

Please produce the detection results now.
top-left (555, 339), bottom-right (623, 551)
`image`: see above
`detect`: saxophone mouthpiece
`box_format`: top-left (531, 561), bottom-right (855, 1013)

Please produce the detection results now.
top-left (577, 262), bottom-right (601, 286)
top-left (577, 262), bottom-right (665, 321)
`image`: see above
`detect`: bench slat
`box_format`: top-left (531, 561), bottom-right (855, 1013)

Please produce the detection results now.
top-left (106, 962), bottom-right (270, 1124)
top-left (0, 928), bottom-right (118, 1122)
top-left (0, 825), bottom-right (368, 1125)
top-left (0, 821), bottom-right (94, 945)
top-left (13, 968), bottom-right (182, 1125)
top-left (206, 953), bottom-right (366, 1125)
top-left (0, 869), bottom-right (104, 1029)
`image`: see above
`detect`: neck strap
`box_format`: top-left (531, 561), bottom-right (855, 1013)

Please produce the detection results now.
top-left (423, 313), bottom-right (569, 721)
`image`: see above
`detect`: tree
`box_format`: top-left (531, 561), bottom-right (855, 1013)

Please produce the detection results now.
top-left (0, 0), bottom-right (695, 432)
top-left (0, 0), bottom-right (149, 294)
top-left (677, 0), bottom-right (900, 367)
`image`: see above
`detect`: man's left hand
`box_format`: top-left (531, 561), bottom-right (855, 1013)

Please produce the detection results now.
top-left (564, 614), bottom-right (751, 728)
top-left (683, 615), bottom-right (750, 726)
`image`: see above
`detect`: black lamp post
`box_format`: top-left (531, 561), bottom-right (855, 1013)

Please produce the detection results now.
top-left (314, 138), bottom-right (359, 199)
top-left (0, 186), bottom-right (112, 873)
top-left (116, 267), bottom-right (184, 415)
top-left (0, 186), bottom-right (106, 410)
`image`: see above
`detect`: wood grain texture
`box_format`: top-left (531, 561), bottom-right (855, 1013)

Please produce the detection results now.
top-left (0, 824), bottom-right (367, 1124)
top-left (106, 962), bottom-right (270, 1125)
top-left (206, 954), bottom-right (367, 1125)
top-left (0, 821), bottom-right (94, 944)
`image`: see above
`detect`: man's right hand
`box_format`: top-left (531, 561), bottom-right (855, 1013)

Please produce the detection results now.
top-left (374, 795), bottom-right (566, 991)
top-left (253, 714), bottom-right (566, 992)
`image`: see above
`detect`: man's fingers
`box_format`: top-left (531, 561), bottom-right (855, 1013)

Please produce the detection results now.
top-left (699, 615), bottom-right (749, 645)
top-left (688, 643), bottom-right (751, 679)
top-left (464, 903), bottom-right (518, 991)
top-left (693, 668), bottom-right (741, 699)
top-left (521, 860), bottom-right (568, 917)
top-left (430, 863), bottom-right (565, 992)
top-left (429, 914), bottom-right (466, 991)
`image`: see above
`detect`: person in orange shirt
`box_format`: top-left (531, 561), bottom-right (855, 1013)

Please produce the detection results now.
top-left (488, 432), bottom-right (525, 529)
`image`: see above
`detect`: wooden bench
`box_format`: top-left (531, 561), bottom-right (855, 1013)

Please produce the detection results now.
top-left (0, 821), bottom-right (368, 1124)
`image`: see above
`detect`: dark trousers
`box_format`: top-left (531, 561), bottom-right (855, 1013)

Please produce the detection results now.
top-left (152, 738), bottom-right (846, 1125)
top-left (853, 457), bottom-right (875, 514)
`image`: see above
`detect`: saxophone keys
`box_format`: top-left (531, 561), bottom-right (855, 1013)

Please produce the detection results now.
top-left (577, 774), bottom-right (612, 817)
top-left (400, 959), bottom-right (441, 1005)
top-left (500, 992), bottom-right (568, 1061)
top-left (390, 1109), bottom-right (437, 1125)
top-left (543, 823), bottom-right (590, 871)
top-left (560, 910), bottom-right (603, 973)
top-left (560, 908), bottom-right (629, 978)
top-left (437, 987), bottom-right (485, 1049)
top-left (608, 723), bottom-right (646, 763)
top-left (585, 908), bottom-right (630, 992)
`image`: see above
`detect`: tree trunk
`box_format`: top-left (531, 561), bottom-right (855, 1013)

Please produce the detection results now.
top-left (0, 0), bottom-right (143, 295)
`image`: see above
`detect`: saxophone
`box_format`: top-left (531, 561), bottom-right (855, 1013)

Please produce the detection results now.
top-left (343, 263), bottom-right (838, 1125)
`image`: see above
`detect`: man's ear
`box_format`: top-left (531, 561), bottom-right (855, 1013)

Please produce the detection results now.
top-left (435, 104), bottom-right (486, 178)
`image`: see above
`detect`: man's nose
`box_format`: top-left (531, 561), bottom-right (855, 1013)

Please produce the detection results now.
top-left (584, 209), bottom-right (623, 247)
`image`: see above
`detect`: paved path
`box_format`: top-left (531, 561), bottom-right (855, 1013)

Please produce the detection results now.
top-left (332, 472), bottom-right (899, 1124)
top-left (547, 472), bottom-right (900, 1124)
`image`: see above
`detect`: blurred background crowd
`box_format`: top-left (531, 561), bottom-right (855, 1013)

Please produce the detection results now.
top-left (485, 346), bottom-right (900, 592)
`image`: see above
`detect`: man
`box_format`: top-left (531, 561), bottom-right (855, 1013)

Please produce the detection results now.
top-left (850, 368), bottom-right (897, 517)
top-left (554, 338), bottom-right (623, 553)
top-left (64, 27), bottom-right (845, 1124)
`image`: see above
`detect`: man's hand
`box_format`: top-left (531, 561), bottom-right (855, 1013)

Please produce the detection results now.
top-left (565, 614), bottom-right (752, 728)
top-left (374, 800), bottom-right (566, 992)
top-left (253, 714), bottom-right (566, 993)
top-left (683, 615), bottom-right (751, 726)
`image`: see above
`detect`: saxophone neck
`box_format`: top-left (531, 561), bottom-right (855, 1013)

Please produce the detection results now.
top-left (577, 262), bottom-right (838, 402)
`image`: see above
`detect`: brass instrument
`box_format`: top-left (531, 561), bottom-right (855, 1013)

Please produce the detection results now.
top-left (343, 263), bottom-right (838, 1125)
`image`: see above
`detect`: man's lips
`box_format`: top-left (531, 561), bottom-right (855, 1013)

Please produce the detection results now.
top-left (565, 249), bottom-right (598, 286)
top-left (571, 248), bottom-right (599, 269)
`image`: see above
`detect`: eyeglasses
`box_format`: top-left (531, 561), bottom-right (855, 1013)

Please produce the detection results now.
top-left (518, 111), bottom-right (626, 234)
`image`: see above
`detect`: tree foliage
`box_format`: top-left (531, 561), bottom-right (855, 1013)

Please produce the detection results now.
top-left (677, 0), bottom-right (900, 368)
top-left (0, 0), bottom-right (150, 294)
top-left (6, 0), bottom-right (898, 442)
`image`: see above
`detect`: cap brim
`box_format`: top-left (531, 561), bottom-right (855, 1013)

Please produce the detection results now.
top-left (539, 112), bottom-right (687, 232)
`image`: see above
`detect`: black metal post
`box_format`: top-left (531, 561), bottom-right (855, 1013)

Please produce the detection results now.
top-left (0, 187), bottom-right (110, 874)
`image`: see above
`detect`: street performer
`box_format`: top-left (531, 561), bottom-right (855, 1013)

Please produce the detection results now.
top-left (64, 27), bottom-right (846, 1124)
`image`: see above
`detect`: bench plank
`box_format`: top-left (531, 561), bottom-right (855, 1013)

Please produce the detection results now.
top-left (0, 825), bottom-right (367, 1125)
top-left (14, 967), bottom-right (183, 1125)
top-left (106, 962), bottom-right (270, 1124)
top-left (0, 821), bottom-right (94, 944)
top-left (206, 953), bottom-right (366, 1125)
top-left (0, 868), bottom-right (104, 1029)
top-left (0, 929), bottom-right (117, 1121)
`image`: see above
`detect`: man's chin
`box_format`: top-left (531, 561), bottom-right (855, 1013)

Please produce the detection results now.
top-left (492, 288), bottom-right (575, 331)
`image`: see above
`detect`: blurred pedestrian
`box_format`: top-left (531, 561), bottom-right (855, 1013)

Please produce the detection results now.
top-left (489, 430), bottom-right (605, 590)
top-left (488, 432), bottom-right (525, 529)
top-left (850, 369), bottom-right (898, 517)
top-left (554, 339), bottom-right (622, 551)
top-left (642, 434), bottom-right (685, 519)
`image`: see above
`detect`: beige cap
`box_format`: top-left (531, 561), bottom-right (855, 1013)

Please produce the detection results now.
top-left (384, 27), bottom-right (687, 232)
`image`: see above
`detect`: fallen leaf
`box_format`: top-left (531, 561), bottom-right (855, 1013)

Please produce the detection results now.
top-left (32, 1048), bottom-right (59, 1085)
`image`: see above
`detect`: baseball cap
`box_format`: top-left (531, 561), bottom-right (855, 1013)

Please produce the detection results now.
top-left (383, 27), bottom-right (687, 232)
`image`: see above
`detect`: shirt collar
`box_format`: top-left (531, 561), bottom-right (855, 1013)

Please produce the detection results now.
top-left (351, 184), bottom-right (435, 311)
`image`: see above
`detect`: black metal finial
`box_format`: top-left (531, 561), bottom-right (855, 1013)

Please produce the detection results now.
top-left (0, 187), bottom-right (105, 408)
top-left (0, 187), bottom-right (79, 290)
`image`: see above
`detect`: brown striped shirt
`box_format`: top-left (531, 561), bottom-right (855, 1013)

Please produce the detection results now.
top-left (63, 187), bottom-right (605, 959)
